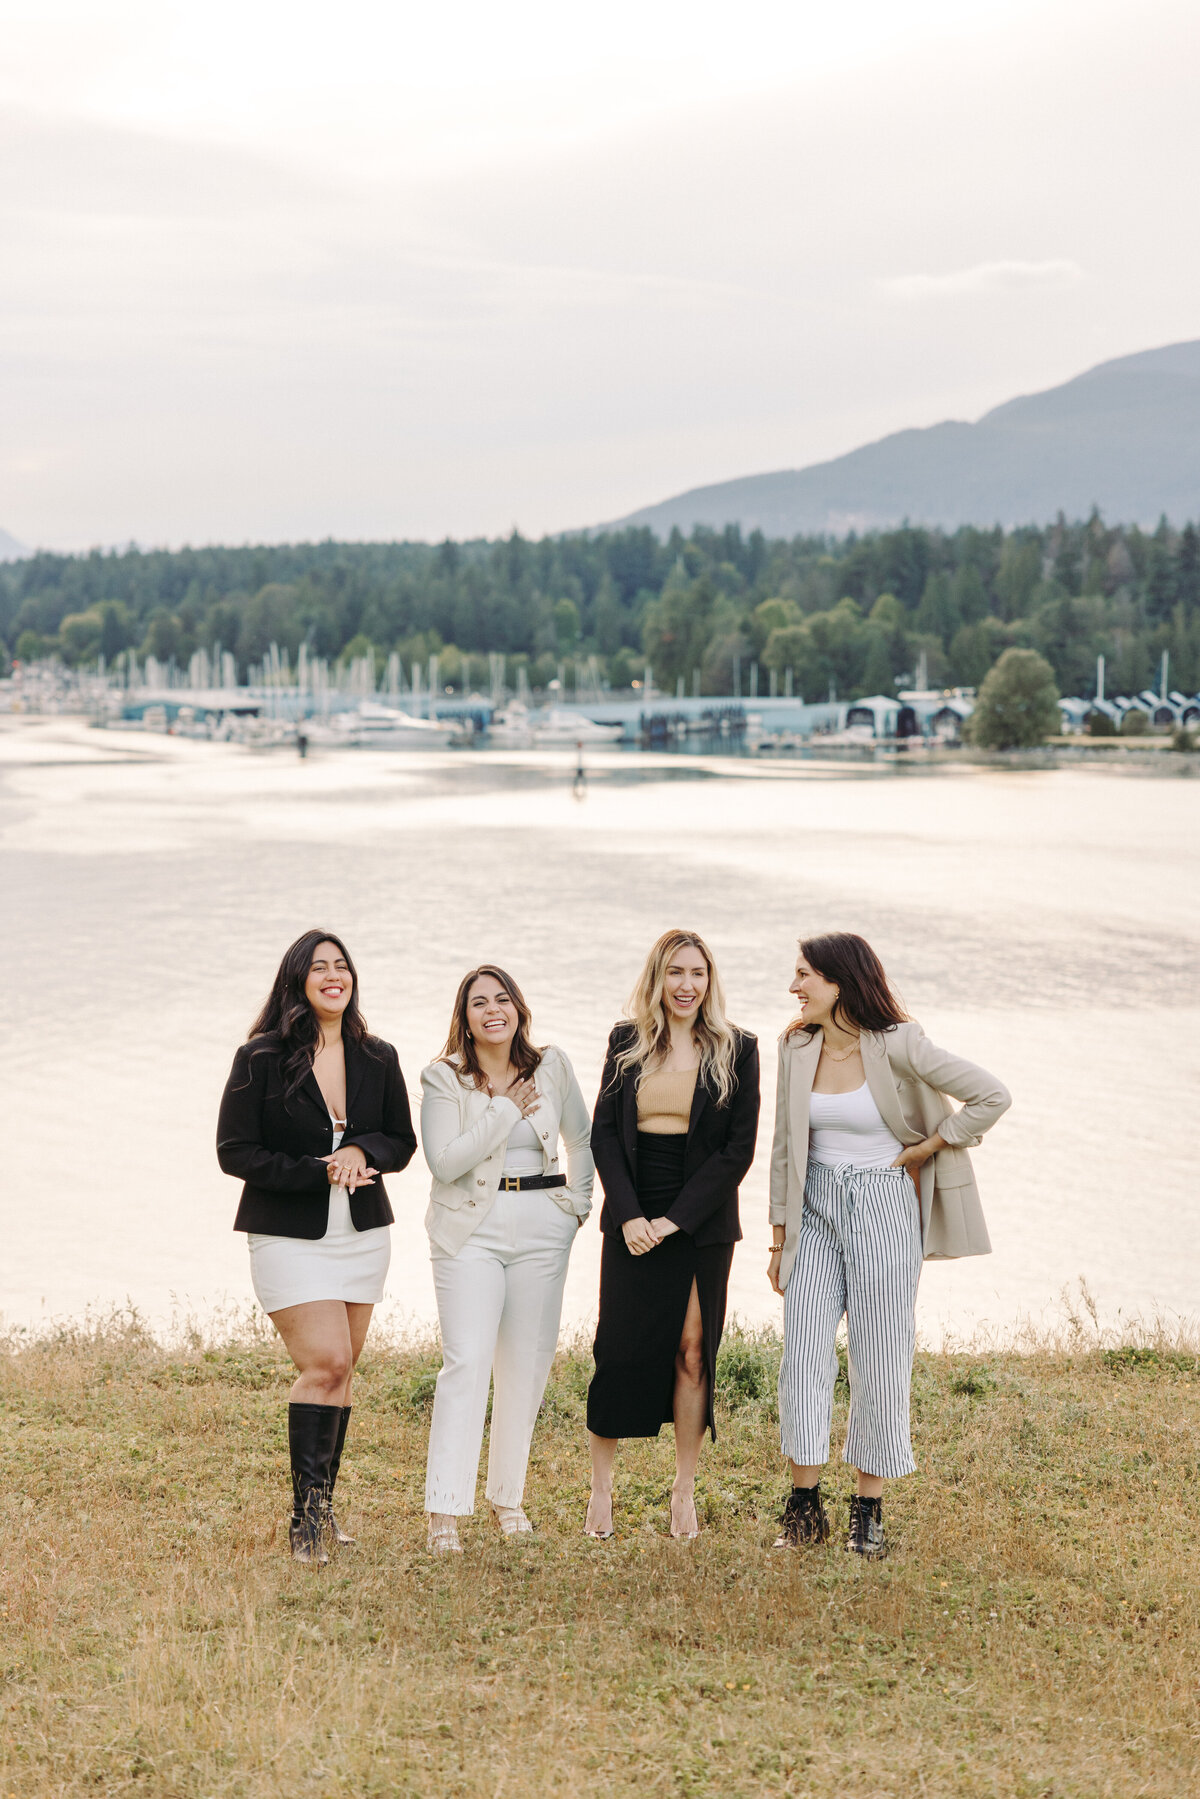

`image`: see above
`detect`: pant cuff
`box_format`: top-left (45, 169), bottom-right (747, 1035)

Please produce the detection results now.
top-left (424, 1493), bottom-right (475, 1516)
top-left (842, 1439), bottom-right (916, 1479)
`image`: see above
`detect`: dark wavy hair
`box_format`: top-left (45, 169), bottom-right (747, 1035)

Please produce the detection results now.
top-left (247, 929), bottom-right (374, 1097)
top-left (786, 932), bottom-right (909, 1038)
top-left (438, 964), bottom-right (543, 1091)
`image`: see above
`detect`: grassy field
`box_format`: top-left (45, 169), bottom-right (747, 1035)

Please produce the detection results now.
top-left (1, 1311), bottom-right (1196, 1798)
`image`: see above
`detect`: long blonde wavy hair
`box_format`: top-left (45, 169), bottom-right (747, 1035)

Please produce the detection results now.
top-left (611, 929), bottom-right (739, 1107)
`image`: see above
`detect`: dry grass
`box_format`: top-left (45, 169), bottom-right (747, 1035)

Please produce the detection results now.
top-left (1, 1306), bottom-right (1197, 1798)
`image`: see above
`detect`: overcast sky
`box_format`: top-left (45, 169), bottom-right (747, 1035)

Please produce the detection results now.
top-left (2, 0), bottom-right (1197, 551)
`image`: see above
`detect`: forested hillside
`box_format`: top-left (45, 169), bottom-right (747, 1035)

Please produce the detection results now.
top-left (3, 514), bottom-right (1198, 701)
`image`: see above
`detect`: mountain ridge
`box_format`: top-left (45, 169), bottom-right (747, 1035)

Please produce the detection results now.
top-left (604, 339), bottom-right (1200, 538)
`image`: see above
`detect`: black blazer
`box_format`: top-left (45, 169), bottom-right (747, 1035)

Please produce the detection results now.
top-left (591, 1023), bottom-right (760, 1245)
top-left (217, 1033), bottom-right (417, 1239)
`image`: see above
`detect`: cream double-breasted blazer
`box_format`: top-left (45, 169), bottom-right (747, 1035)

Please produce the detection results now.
top-left (420, 1045), bottom-right (594, 1257)
top-left (769, 1022), bottom-right (1011, 1287)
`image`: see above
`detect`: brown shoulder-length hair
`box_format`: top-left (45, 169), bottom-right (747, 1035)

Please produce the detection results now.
top-left (438, 965), bottom-right (544, 1091)
top-left (785, 932), bottom-right (908, 1039)
top-left (246, 928), bottom-right (374, 1098)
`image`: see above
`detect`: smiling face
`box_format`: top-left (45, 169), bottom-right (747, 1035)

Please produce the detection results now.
top-left (663, 944), bottom-right (710, 1025)
top-left (305, 941), bottom-right (353, 1022)
top-left (790, 952), bottom-right (840, 1030)
top-left (466, 974), bottom-right (518, 1055)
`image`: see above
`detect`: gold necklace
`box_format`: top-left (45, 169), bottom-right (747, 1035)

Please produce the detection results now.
top-left (822, 1039), bottom-right (861, 1063)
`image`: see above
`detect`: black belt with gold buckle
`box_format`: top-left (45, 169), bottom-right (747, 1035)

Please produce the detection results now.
top-left (499, 1174), bottom-right (567, 1192)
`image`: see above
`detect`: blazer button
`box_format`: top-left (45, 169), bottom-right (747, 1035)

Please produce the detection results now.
top-left (476, 1178), bottom-right (486, 1186)
top-left (468, 1200), bottom-right (476, 1207)
top-left (541, 1131), bottom-right (549, 1140)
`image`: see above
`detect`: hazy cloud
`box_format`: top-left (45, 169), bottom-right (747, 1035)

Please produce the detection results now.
top-left (881, 260), bottom-right (1086, 300)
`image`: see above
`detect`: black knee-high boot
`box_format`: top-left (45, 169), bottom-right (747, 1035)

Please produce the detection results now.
top-left (288, 1402), bottom-right (342, 1565)
top-left (325, 1406), bottom-right (356, 1546)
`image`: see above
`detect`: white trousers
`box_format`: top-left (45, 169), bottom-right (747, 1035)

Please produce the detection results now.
top-left (424, 1188), bottom-right (578, 1515)
top-left (779, 1161), bottom-right (923, 1480)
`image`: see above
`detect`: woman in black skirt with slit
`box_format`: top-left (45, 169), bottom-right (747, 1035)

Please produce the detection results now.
top-left (586, 929), bottom-right (759, 1538)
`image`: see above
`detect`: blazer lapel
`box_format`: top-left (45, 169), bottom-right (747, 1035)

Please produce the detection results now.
top-left (787, 1029), bottom-right (821, 1178)
top-left (860, 1031), bottom-right (922, 1143)
top-left (298, 1063), bottom-right (331, 1123)
top-left (344, 1035), bottom-right (366, 1121)
top-left (621, 1070), bottom-right (639, 1166)
top-left (685, 1069), bottom-right (710, 1144)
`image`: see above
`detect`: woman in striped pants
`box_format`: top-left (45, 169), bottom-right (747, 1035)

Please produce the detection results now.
top-left (768, 933), bottom-right (1010, 1557)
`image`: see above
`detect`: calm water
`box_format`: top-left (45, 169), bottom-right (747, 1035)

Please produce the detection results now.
top-left (2, 717), bottom-right (1197, 1344)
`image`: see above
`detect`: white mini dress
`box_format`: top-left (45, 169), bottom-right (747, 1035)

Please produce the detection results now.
top-left (247, 1126), bottom-right (392, 1313)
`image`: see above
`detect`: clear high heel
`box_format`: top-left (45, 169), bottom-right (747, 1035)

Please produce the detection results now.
top-left (669, 1493), bottom-right (700, 1540)
top-left (583, 1495), bottom-right (614, 1540)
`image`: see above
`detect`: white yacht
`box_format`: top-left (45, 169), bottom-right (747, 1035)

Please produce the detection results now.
top-left (488, 702), bottom-right (623, 746)
top-left (305, 703), bottom-right (459, 749)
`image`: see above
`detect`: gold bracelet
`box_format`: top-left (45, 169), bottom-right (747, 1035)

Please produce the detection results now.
top-left (769, 1242), bottom-right (784, 1254)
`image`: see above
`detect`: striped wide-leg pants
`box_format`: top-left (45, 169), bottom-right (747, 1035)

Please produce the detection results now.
top-left (779, 1161), bottom-right (923, 1480)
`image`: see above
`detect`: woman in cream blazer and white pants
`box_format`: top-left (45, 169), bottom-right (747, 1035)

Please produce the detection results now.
top-left (770, 932), bottom-right (1010, 1558)
top-left (420, 965), bottom-right (593, 1549)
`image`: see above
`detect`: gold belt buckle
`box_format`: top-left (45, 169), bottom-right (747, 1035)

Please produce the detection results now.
top-left (502, 1176), bottom-right (519, 1191)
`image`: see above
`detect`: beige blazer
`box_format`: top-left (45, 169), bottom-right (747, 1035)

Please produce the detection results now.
top-left (769, 1021), bottom-right (1011, 1287)
top-left (420, 1045), bottom-right (594, 1258)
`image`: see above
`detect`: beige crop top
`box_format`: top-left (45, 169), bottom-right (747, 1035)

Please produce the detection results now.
top-left (636, 1065), bottom-right (698, 1135)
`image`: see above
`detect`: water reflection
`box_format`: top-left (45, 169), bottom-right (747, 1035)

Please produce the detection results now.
top-left (2, 719), bottom-right (1197, 1343)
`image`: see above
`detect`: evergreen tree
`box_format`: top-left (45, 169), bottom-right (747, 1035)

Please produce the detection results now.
top-left (1144, 518), bottom-right (1176, 623)
top-left (1176, 524), bottom-right (1200, 614)
top-left (861, 632), bottom-right (894, 696)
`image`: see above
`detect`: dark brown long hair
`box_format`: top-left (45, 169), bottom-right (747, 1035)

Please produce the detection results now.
top-left (786, 932), bottom-right (908, 1038)
top-left (439, 965), bottom-right (543, 1091)
top-left (247, 929), bottom-right (374, 1097)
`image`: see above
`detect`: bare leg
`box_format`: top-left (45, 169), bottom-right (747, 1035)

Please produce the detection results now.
top-left (789, 1461), bottom-right (824, 1487)
top-left (788, 1462), bottom-right (881, 1500)
top-left (269, 1300), bottom-right (354, 1403)
top-left (586, 1433), bottom-right (618, 1535)
top-left (670, 1280), bottom-right (707, 1537)
top-left (343, 1302), bottom-right (375, 1405)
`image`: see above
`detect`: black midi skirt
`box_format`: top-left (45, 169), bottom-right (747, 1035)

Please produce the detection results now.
top-left (587, 1133), bottom-right (735, 1441)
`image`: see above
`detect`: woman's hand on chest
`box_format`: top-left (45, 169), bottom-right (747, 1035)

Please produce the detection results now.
top-left (489, 1073), bottom-right (542, 1119)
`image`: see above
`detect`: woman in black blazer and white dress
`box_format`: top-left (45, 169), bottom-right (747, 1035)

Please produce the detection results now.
top-left (217, 929), bottom-right (417, 1563)
top-left (586, 929), bottom-right (759, 1539)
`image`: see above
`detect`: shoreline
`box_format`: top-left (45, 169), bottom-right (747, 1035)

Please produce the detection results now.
top-left (1, 710), bottom-right (1196, 780)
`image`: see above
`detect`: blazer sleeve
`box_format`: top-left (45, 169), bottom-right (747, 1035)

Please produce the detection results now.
top-left (554, 1051), bottom-right (595, 1219)
top-left (340, 1042), bottom-right (418, 1173)
top-left (420, 1063), bottom-right (521, 1183)
top-left (591, 1027), bottom-right (644, 1227)
top-left (216, 1045), bottom-right (330, 1195)
top-left (665, 1034), bottom-right (761, 1236)
top-left (768, 1034), bottom-right (791, 1227)
top-left (898, 1024), bottom-right (1012, 1148)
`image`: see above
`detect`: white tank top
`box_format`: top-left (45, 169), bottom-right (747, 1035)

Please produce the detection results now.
top-left (502, 1115), bottom-right (545, 1176)
top-left (808, 1083), bottom-right (904, 1169)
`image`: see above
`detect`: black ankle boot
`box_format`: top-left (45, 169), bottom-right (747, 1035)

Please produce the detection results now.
top-left (324, 1406), bottom-right (356, 1547)
top-left (287, 1402), bottom-right (342, 1565)
top-left (847, 1494), bottom-right (887, 1559)
top-left (773, 1483), bottom-right (831, 1547)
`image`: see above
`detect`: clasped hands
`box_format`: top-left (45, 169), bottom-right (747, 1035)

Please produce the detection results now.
top-left (320, 1144), bottom-right (378, 1192)
top-left (622, 1214), bottom-right (680, 1257)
